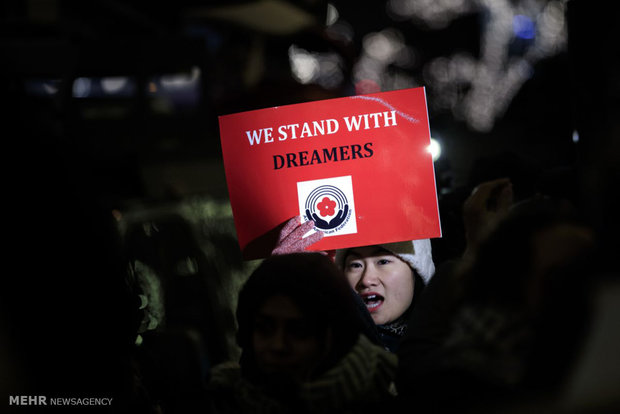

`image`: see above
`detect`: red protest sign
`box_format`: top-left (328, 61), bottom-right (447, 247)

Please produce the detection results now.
top-left (218, 87), bottom-right (441, 260)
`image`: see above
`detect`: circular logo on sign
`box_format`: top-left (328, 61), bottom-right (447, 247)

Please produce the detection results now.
top-left (304, 185), bottom-right (351, 231)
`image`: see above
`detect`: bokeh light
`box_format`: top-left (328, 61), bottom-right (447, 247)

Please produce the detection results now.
top-left (288, 44), bottom-right (344, 89)
top-left (428, 137), bottom-right (442, 161)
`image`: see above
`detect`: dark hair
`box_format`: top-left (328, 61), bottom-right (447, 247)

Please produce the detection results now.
top-left (411, 270), bottom-right (426, 310)
top-left (462, 196), bottom-right (593, 307)
top-left (455, 196), bottom-right (597, 389)
top-left (236, 253), bottom-right (363, 380)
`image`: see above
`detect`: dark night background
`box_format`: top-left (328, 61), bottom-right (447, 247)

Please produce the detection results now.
top-left (1, 0), bottom-right (619, 412)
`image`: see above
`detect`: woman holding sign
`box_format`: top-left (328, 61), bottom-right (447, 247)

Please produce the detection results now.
top-left (272, 216), bottom-right (435, 352)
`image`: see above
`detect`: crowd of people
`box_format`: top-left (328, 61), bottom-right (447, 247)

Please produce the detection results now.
top-left (4, 38), bottom-right (617, 414)
top-left (4, 1), bottom-right (618, 412)
top-left (5, 132), bottom-right (618, 414)
top-left (195, 170), bottom-right (617, 413)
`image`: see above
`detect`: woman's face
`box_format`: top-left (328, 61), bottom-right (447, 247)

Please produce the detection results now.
top-left (252, 294), bottom-right (326, 382)
top-left (344, 246), bottom-right (414, 325)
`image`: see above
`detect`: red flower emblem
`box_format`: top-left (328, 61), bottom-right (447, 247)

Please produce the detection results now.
top-left (317, 197), bottom-right (336, 217)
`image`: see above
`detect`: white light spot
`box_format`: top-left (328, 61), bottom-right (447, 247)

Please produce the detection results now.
top-left (42, 82), bottom-right (59, 95)
top-left (428, 138), bottom-right (441, 161)
top-left (72, 77), bottom-right (92, 98)
top-left (289, 45), bottom-right (320, 84)
top-left (160, 66), bottom-right (201, 90)
top-left (326, 3), bottom-right (339, 26)
top-left (101, 77), bottom-right (128, 94)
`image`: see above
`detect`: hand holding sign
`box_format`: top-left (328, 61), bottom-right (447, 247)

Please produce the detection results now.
top-left (271, 216), bottom-right (324, 255)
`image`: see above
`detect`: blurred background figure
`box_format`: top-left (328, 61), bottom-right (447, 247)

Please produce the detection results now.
top-left (123, 214), bottom-right (218, 413)
top-left (2, 110), bottom-right (150, 412)
top-left (397, 188), bottom-right (600, 413)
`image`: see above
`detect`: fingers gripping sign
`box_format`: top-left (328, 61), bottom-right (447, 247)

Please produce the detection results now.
top-left (271, 216), bottom-right (325, 255)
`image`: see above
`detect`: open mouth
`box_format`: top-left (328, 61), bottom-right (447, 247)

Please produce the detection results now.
top-left (361, 293), bottom-right (384, 312)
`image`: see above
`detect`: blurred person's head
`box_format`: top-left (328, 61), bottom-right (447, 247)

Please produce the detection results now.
top-left (336, 240), bottom-right (434, 325)
top-left (460, 196), bottom-right (596, 312)
top-left (453, 196), bottom-right (598, 389)
top-left (236, 253), bottom-right (363, 388)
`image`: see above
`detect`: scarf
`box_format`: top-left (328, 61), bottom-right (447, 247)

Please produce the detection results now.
top-left (208, 334), bottom-right (398, 413)
top-left (376, 308), bottom-right (411, 352)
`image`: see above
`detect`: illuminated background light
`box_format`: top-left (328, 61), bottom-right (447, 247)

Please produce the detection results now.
top-left (72, 77), bottom-right (92, 98)
top-left (288, 44), bottom-right (343, 89)
top-left (101, 77), bottom-right (128, 94)
top-left (428, 138), bottom-right (441, 161)
top-left (513, 15), bottom-right (536, 39)
top-left (42, 81), bottom-right (59, 95)
top-left (289, 45), bottom-right (320, 84)
top-left (355, 79), bottom-right (381, 95)
top-left (160, 66), bottom-right (201, 90)
top-left (326, 3), bottom-right (339, 26)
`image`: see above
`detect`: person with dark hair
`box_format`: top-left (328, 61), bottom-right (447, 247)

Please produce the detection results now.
top-left (206, 253), bottom-right (398, 413)
top-left (396, 191), bottom-right (598, 413)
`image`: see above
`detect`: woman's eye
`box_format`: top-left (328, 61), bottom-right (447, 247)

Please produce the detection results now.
top-left (377, 258), bottom-right (391, 265)
top-left (347, 261), bottom-right (363, 270)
